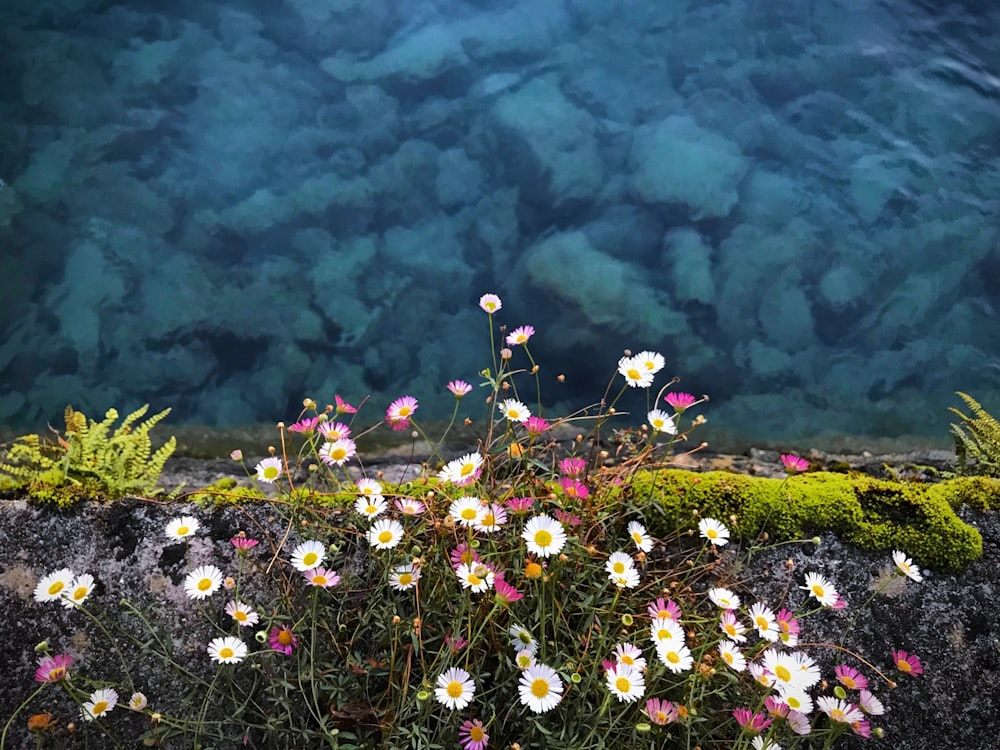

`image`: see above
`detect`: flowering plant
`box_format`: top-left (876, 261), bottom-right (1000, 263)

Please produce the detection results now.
top-left (5, 296), bottom-right (926, 750)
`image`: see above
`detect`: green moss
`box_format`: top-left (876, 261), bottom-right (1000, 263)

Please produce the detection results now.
top-left (624, 469), bottom-right (986, 572)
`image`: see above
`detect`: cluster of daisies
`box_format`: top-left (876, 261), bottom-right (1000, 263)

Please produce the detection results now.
top-left (33, 653), bottom-right (148, 722)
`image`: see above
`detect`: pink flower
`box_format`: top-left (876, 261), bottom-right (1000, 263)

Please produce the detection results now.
top-left (558, 477), bottom-right (589, 499)
top-left (664, 392), bottom-right (696, 411)
top-left (780, 453), bottom-right (809, 473)
top-left (445, 634), bottom-right (469, 653)
top-left (553, 508), bottom-right (582, 527)
top-left (764, 695), bottom-right (789, 718)
top-left (647, 598), bottom-right (682, 621)
top-left (478, 294), bottom-right (502, 313)
top-left (230, 449), bottom-right (243, 461)
top-left (450, 543), bottom-right (480, 569)
top-left (303, 567), bottom-right (341, 588)
top-left (494, 573), bottom-right (524, 605)
top-left (447, 380), bottom-right (473, 398)
top-left (231, 534), bottom-right (260, 553)
top-left (559, 457), bottom-right (587, 477)
top-left (835, 664), bottom-right (869, 691)
top-left (645, 698), bottom-right (679, 725)
top-left (851, 719), bottom-right (871, 738)
top-left (459, 718), bottom-right (489, 750)
top-left (269, 625), bottom-right (298, 655)
top-left (287, 416), bottom-right (321, 433)
top-left (506, 496), bottom-right (535, 512)
top-left (334, 395), bottom-right (357, 414)
top-left (733, 708), bottom-right (772, 734)
top-left (776, 607), bottom-right (800, 645)
top-left (787, 709), bottom-right (811, 735)
top-left (505, 325), bottom-right (535, 346)
top-left (891, 649), bottom-right (923, 677)
top-left (522, 416), bottom-right (549, 436)
top-left (35, 654), bottom-right (73, 683)
top-left (386, 396), bottom-right (418, 429)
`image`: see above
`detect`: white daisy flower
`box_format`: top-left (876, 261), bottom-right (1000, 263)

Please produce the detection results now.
top-left (508, 624), bottom-right (538, 654)
top-left (752, 737), bottom-right (783, 750)
top-left (435, 667), bottom-right (476, 710)
top-left (800, 572), bottom-right (839, 607)
top-left (647, 409), bottom-right (677, 435)
top-left (519, 663), bottom-right (564, 713)
top-left (207, 636), bottom-right (248, 664)
top-left (762, 648), bottom-right (820, 690)
top-left (515, 649), bottom-right (536, 670)
top-left (34, 568), bottom-right (75, 603)
top-left (319, 438), bottom-right (356, 466)
top-left (319, 421), bottom-right (351, 441)
top-left (456, 563), bottom-right (495, 593)
top-left (892, 550), bottom-right (923, 582)
top-left (610, 567), bottom-right (640, 589)
top-left (395, 497), bottom-right (425, 515)
top-left (61, 573), bottom-right (95, 609)
top-left (776, 684), bottom-right (813, 714)
top-left (165, 516), bottom-right (200, 540)
top-left (289, 540), bottom-right (326, 572)
top-left (354, 495), bottom-right (388, 519)
top-left (437, 452), bottom-right (484, 485)
top-left (225, 600), bottom-right (260, 627)
top-left (522, 515), bottom-right (567, 558)
top-left (698, 517), bottom-right (730, 546)
top-left (719, 610), bottom-right (747, 642)
top-left (618, 355), bottom-right (654, 388)
top-left (859, 689), bottom-right (885, 716)
top-left (449, 496), bottom-right (485, 527)
top-left (649, 616), bottom-right (684, 645)
top-left (635, 350), bottom-right (665, 374)
top-left (605, 551), bottom-right (636, 577)
top-left (656, 642), bottom-right (694, 673)
top-left (82, 688), bottom-right (118, 721)
top-left (367, 519), bottom-right (404, 550)
top-left (128, 692), bottom-right (147, 711)
top-left (614, 643), bottom-right (647, 670)
top-left (499, 398), bottom-right (531, 422)
top-left (627, 521), bottom-right (653, 552)
top-left (748, 602), bottom-right (780, 642)
top-left (474, 503), bottom-right (507, 533)
top-left (717, 640), bottom-right (746, 672)
top-left (606, 662), bottom-right (645, 703)
top-left (254, 456), bottom-right (283, 483)
top-left (816, 696), bottom-right (864, 724)
top-left (707, 587), bottom-right (741, 610)
top-left (184, 565), bottom-right (223, 600)
top-left (390, 564), bottom-right (420, 591)
top-left (748, 662), bottom-right (774, 688)
top-left (355, 478), bottom-right (383, 499)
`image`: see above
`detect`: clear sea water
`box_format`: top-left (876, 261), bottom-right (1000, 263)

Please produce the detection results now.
top-left (0, 0), bottom-right (997, 449)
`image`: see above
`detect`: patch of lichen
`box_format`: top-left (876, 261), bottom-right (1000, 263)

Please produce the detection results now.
top-left (623, 469), bottom-right (984, 572)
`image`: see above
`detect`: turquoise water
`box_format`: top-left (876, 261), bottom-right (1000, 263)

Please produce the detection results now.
top-left (0, 0), bottom-right (997, 445)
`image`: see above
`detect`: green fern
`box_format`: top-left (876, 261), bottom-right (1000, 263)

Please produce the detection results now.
top-left (949, 392), bottom-right (1000, 477)
top-left (0, 404), bottom-right (176, 501)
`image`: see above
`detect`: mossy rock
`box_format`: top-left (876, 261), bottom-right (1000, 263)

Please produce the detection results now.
top-left (623, 470), bottom-right (994, 572)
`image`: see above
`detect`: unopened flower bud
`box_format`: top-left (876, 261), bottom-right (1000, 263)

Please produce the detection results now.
top-left (268, 445), bottom-right (276, 455)
top-left (557, 373), bottom-right (565, 382)
top-left (276, 422), bottom-right (285, 429)
top-left (34, 640), bottom-right (49, 655)
top-left (500, 348), bottom-right (513, 360)
top-left (812, 536), bottom-right (822, 546)
top-left (392, 615), bottom-right (401, 625)
top-left (873, 728), bottom-right (884, 738)
top-left (303, 398), bottom-right (316, 410)
top-left (230, 449), bottom-right (243, 461)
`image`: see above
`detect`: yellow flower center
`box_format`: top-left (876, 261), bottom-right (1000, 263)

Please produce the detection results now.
top-left (615, 676), bottom-right (631, 692)
top-left (469, 726), bottom-right (484, 741)
top-left (303, 552), bottom-right (318, 566)
top-left (787, 696), bottom-right (802, 709)
top-left (724, 624), bottom-right (736, 635)
top-left (92, 701), bottom-right (108, 715)
top-left (621, 655), bottom-right (635, 665)
top-left (398, 407), bottom-right (412, 418)
top-left (378, 531), bottom-right (393, 544)
top-left (277, 630), bottom-right (293, 646)
top-left (468, 574), bottom-right (483, 586)
top-left (365, 505), bottom-right (378, 515)
top-left (811, 584), bottom-right (825, 597)
top-left (198, 578), bottom-right (212, 591)
top-left (707, 529), bottom-right (718, 539)
top-left (657, 629), bottom-right (671, 640)
top-left (631, 532), bottom-right (643, 544)
top-left (531, 678), bottom-right (550, 698)
top-left (775, 665), bottom-right (792, 682)
top-left (898, 660), bottom-right (912, 673)
top-left (398, 573), bottom-right (413, 586)
top-left (831, 708), bottom-right (845, 722)
top-left (461, 463), bottom-right (475, 476)
top-left (313, 575), bottom-right (328, 585)
top-left (47, 581), bottom-right (64, 595)
top-left (482, 513), bottom-right (496, 526)
top-left (461, 508), bottom-right (478, 520)
top-left (723, 652), bottom-right (734, 665)
top-left (446, 682), bottom-right (463, 698)
top-left (613, 561), bottom-right (626, 574)
top-left (72, 587), bottom-right (87, 601)
top-left (219, 647), bottom-right (234, 660)
top-left (755, 616), bottom-right (768, 629)
top-left (525, 562), bottom-right (542, 578)
top-left (331, 448), bottom-right (346, 460)
top-left (234, 611), bottom-right (247, 622)
top-left (263, 467), bottom-right (279, 479)
top-left (176, 525), bottom-right (189, 536)
top-left (667, 652), bottom-right (680, 664)
top-left (534, 530), bottom-right (552, 547)
top-left (627, 368), bottom-right (641, 380)
top-left (842, 676), bottom-right (856, 688)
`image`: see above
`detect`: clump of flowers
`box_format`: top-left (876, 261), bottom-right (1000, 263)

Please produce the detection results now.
top-left (6, 294), bottom-right (929, 750)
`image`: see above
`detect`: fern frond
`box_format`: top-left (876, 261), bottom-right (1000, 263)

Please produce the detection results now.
top-left (949, 392), bottom-right (1000, 477)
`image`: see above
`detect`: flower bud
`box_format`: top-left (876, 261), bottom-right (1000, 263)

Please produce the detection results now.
top-left (812, 537), bottom-right (822, 546)
top-left (34, 640), bottom-right (49, 655)
top-left (230, 449), bottom-right (243, 461)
